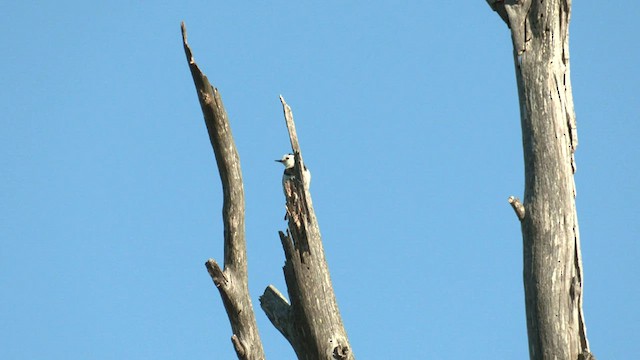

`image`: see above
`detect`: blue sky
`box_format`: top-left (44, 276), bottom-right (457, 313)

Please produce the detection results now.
top-left (1, 2), bottom-right (638, 359)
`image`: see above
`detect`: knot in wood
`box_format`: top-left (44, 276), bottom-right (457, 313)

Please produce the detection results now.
top-left (578, 351), bottom-right (596, 360)
top-left (333, 344), bottom-right (350, 359)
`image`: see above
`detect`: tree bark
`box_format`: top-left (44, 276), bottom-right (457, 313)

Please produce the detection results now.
top-left (485, 1), bottom-right (593, 359)
top-left (259, 97), bottom-right (354, 360)
top-left (181, 22), bottom-right (265, 360)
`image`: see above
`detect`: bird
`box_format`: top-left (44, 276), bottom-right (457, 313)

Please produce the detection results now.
top-left (275, 153), bottom-right (311, 195)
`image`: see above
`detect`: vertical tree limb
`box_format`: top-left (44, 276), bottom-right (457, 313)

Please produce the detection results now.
top-left (259, 97), bottom-right (354, 360)
top-left (486, 1), bottom-right (593, 359)
top-left (181, 22), bottom-right (265, 360)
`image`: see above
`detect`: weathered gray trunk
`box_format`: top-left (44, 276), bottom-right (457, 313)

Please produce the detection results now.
top-left (260, 97), bottom-right (354, 360)
top-left (181, 23), bottom-right (265, 360)
top-left (485, 1), bottom-right (594, 359)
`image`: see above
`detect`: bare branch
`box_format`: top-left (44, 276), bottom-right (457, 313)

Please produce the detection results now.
top-left (181, 21), bottom-right (264, 360)
top-left (205, 258), bottom-right (228, 287)
top-left (259, 285), bottom-right (293, 339)
top-left (280, 95), bottom-right (302, 154)
top-left (508, 196), bottom-right (525, 221)
top-left (260, 97), bottom-right (354, 359)
top-left (182, 22), bottom-right (246, 273)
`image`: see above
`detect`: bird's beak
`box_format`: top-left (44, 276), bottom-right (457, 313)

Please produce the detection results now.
top-left (275, 159), bottom-right (283, 163)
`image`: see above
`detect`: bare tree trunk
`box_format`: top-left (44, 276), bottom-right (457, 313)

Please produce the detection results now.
top-left (181, 23), bottom-right (265, 360)
top-left (485, 1), bottom-right (594, 359)
top-left (260, 97), bottom-right (354, 360)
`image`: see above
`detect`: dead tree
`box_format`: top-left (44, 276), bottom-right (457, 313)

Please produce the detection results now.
top-left (181, 23), bottom-right (353, 360)
top-left (485, 1), bottom-right (594, 359)
top-left (181, 23), bottom-right (265, 360)
top-left (259, 97), bottom-right (353, 360)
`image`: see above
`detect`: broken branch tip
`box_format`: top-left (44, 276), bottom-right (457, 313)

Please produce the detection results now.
top-left (508, 196), bottom-right (526, 221)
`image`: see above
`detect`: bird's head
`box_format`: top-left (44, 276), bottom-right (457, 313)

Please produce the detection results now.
top-left (275, 153), bottom-right (295, 169)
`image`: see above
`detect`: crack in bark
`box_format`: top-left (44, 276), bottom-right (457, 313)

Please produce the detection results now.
top-left (485, 1), bottom-right (591, 358)
top-left (573, 224), bottom-right (590, 353)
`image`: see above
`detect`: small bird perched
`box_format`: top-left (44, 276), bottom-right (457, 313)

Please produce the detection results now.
top-left (275, 153), bottom-right (311, 195)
